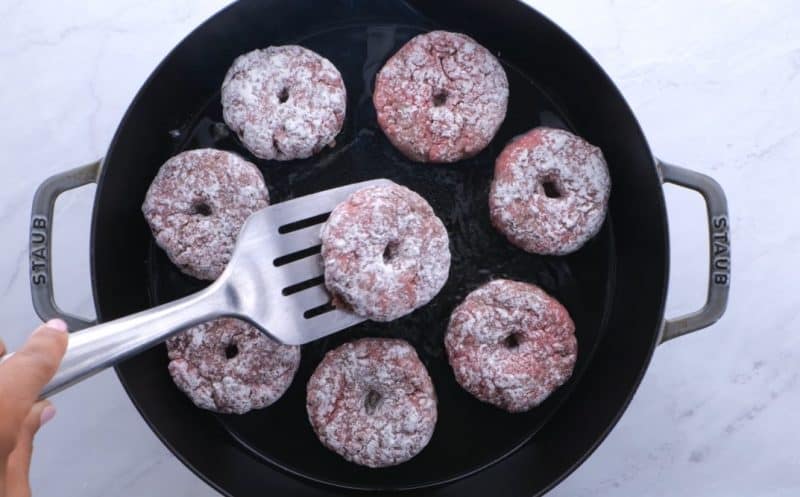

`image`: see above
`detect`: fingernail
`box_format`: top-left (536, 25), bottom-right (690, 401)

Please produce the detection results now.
top-left (40, 405), bottom-right (56, 427)
top-left (45, 319), bottom-right (68, 333)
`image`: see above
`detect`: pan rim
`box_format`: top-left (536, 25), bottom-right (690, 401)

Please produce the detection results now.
top-left (92, 0), bottom-right (670, 495)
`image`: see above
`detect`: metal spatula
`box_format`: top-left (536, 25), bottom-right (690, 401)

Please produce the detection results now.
top-left (36, 179), bottom-right (391, 398)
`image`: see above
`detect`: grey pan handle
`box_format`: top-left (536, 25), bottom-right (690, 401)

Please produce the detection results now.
top-left (658, 160), bottom-right (730, 342)
top-left (30, 160), bottom-right (101, 331)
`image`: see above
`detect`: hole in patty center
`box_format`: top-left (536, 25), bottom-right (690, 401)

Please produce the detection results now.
top-left (432, 89), bottom-right (448, 106)
top-left (224, 343), bottom-right (239, 359)
top-left (364, 390), bottom-right (382, 414)
top-left (504, 333), bottom-right (521, 349)
top-left (193, 202), bottom-right (212, 216)
top-left (542, 180), bottom-right (562, 199)
top-left (277, 87), bottom-right (289, 103)
top-left (382, 241), bottom-right (399, 263)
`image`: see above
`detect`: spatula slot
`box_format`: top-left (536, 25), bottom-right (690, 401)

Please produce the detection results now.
top-left (282, 275), bottom-right (325, 296)
top-left (278, 212), bottom-right (330, 234)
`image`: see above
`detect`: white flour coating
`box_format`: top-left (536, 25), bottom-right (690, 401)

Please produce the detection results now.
top-left (166, 318), bottom-right (300, 414)
top-left (142, 149), bottom-right (269, 280)
top-left (489, 127), bottom-right (611, 255)
top-left (445, 279), bottom-right (577, 413)
top-left (221, 45), bottom-right (346, 160)
top-left (373, 31), bottom-right (509, 162)
top-left (306, 338), bottom-right (437, 467)
top-left (320, 182), bottom-right (451, 322)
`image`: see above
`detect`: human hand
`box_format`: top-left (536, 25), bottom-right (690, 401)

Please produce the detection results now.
top-left (0, 320), bottom-right (68, 497)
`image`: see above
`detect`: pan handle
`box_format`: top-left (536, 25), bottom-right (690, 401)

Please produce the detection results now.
top-left (30, 160), bottom-right (102, 331)
top-left (658, 160), bottom-right (730, 342)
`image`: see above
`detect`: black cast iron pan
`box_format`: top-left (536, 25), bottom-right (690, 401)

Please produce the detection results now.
top-left (28, 0), bottom-right (730, 495)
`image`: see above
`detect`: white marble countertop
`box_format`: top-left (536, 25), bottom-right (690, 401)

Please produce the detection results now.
top-left (1, 0), bottom-right (798, 495)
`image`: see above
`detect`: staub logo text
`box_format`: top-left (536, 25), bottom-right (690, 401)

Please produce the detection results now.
top-left (30, 216), bottom-right (48, 285)
top-left (711, 215), bottom-right (730, 286)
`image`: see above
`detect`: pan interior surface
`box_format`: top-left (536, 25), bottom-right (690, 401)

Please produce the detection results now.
top-left (146, 21), bottom-right (615, 490)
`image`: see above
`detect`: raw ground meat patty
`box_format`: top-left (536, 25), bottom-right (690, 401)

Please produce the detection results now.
top-left (445, 279), bottom-right (577, 413)
top-left (489, 127), bottom-right (611, 255)
top-left (306, 338), bottom-right (437, 467)
top-left (320, 182), bottom-right (451, 321)
top-left (167, 318), bottom-right (300, 414)
top-left (373, 30), bottom-right (509, 163)
top-left (221, 45), bottom-right (347, 161)
top-left (142, 149), bottom-right (270, 280)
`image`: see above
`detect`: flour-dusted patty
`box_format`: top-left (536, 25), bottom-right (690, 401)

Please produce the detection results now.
top-left (445, 279), bottom-right (577, 413)
top-left (373, 31), bottom-right (508, 163)
top-left (221, 45), bottom-right (346, 161)
top-left (489, 127), bottom-right (611, 255)
top-left (306, 338), bottom-right (437, 467)
top-left (167, 318), bottom-right (300, 414)
top-left (142, 149), bottom-right (269, 280)
top-left (320, 182), bottom-right (450, 322)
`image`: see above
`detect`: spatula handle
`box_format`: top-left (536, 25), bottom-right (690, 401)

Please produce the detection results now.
top-left (34, 281), bottom-right (233, 398)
